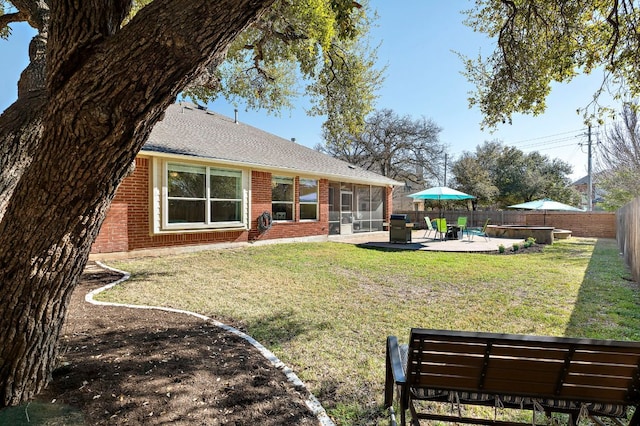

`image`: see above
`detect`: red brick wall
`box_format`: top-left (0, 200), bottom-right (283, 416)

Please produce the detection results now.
top-left (92, 160), bottom-right (343, 254)
top-left (92, 203), bottom-right (129, 253)
top-left (92, 157), bottom-right (248, 254)
top-left (249, 171), bottom-right (328, 242)
top-left (385, 187), bottom-right (394, 223)
top-left (524, 212), bottom-right (616, 238)
top-left (319, 178), bottom-right (329, 223)
top-left (249, 170), bottom-right (273, 241)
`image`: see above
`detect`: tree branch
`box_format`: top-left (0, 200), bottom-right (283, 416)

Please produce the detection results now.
top-left (606, 0), bottom-right (620, 68)
top-left (498, 0), bottom-right (517, 80)
top-left (0, 11), bottom-right (28, 29)
top-left (9, 0), bottom-right (49, 30)
top-left (47, 0), bottom-right (132, 92)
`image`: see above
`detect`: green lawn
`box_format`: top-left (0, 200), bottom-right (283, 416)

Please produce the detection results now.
top-left (100, 238), bottom-right (640, 425)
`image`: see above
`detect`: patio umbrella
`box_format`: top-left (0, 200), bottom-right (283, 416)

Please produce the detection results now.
top-left (409, 186), bottom-right (476, 201)
top-left (409, 186), bottom-right (475, 218)
top-left (508, 198), bottom-right (583, 225)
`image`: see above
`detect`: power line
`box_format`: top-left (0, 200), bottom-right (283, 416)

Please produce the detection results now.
top-left (517, 136), bottom-right (583, 149)
top-left (532, 142), bottom-right (582, 151)
top-left (508, 128), bottom-right (589, 145)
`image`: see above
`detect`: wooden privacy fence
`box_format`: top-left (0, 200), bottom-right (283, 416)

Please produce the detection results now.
top-left (618, 198), bottom-right (640, 282)
top-left (394, 210), bottom-right (616, 239)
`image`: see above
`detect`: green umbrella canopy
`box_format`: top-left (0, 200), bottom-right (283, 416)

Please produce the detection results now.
top-left (508, 198), bottom-right (583, 211)
top-left (409, 186), bottom-right (475, 201)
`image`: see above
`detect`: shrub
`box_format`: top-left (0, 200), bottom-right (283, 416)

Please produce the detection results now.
top-left (498, 244), bottom-right (505, 253)
top-left (513, 243), bottom-right (520, 251)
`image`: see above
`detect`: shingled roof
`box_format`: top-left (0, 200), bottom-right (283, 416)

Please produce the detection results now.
top-left (143, 102), bottom-right (402, 187)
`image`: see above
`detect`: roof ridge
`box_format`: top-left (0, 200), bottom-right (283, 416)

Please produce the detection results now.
top-left (144, 103), bottom-right (402, 186)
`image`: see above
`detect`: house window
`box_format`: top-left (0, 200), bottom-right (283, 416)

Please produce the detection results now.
top-left (168, 164), bottom-right (206, 224)
top-left (166, 163), bottom-right (244, 228)
top-left (272, 176), bottom-right (294, 220)
top-left (299, 178), bottom-right (318, 220)
top-left (209, 169), bottom-right (243, 222)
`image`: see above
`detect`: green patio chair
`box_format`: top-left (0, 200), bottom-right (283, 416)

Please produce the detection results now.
top-left (423, 216), bottom-right (436, 239)
top-left (434, 218), bottom-right (448, 240)
top-left (468, 218), bottom-right (490, 241)
top-left (457, 216), bottom-right (468, 240)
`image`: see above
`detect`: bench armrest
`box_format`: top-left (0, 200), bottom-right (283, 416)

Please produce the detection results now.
top-left (387, 336), bottom-right (406, 384)
top-left (385, 335), bottom-right (406, 408)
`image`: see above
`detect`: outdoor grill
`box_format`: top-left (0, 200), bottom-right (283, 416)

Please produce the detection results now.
top-left (389, 214), bottom-right (412, 244)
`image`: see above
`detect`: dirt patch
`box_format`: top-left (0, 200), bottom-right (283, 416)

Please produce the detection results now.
top-left (29, 263), bottom-right (319, 425)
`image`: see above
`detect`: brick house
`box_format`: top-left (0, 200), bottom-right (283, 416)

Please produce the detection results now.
top-left (571, 174), bottom-right (605, 210)
top-left (91, 103), bottom-right (402, 255)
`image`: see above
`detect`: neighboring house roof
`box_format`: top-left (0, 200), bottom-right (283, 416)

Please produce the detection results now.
top-left (571, 175), bottom-right (590, 186)
top-left (571, 173), bottom-right (602, 186)
top-left (142, 102), bottom-right (402, 186)
top-left (571, 174), bottom-right (607, 205)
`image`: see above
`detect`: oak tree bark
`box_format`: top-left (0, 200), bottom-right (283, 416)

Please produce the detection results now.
top-left (0, 0), bottom-right (274, 406)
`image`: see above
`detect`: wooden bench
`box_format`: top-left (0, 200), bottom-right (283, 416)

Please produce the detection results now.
top-left (385, 328), bottom-right (640, 426)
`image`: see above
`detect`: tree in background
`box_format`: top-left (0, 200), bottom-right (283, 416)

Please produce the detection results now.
top-left (450, 152), bottom-right (499, 209)
top-left (0, 0), bottom-right (378, 407)
top-left (317, 108), bottom-right (445, 186)
top-left (451, 141), bottom-right (579, 208)
top-left (596, 102), bottom-right (640, 210)
top-left (462, 1), bottom-right (640, 129)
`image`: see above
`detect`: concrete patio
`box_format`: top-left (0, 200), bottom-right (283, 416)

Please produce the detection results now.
top-left (329, 230), bottom-right (525, 253)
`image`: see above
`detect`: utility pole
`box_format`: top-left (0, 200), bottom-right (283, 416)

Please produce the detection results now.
top-left (444, 153), bottom-right (448, 186)
top-left (587, 125), bottom-right (593, 211)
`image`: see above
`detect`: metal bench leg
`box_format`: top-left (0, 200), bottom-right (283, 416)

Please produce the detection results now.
top-left (629, 407), bottom-right (640, 426)
top-left (408, 400), bottom-right (420, 426)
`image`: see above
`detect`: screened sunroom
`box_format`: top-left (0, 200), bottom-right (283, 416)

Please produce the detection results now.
top-left (328, 182), bottom-right (385, 235)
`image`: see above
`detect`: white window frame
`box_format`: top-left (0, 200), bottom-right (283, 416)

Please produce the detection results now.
top-left (160, 161), bottom-right (247, 231)
top-left (272, 176), bottom-right (295, 221)
top-left (299, 178), bottom-right (319, 221)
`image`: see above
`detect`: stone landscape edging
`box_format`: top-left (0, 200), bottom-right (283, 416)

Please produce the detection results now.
top-left (86, 261), bottom-right (335, 426)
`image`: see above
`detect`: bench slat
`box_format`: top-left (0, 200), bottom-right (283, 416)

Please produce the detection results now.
top-left (411, 340), bottom-right (488, 356)
top-left (565, 373), bottom-right (633, 389)
top-left (572, 350), bottom-right (640, 364)
top-left (485, 357), bottom-right (564, 372)
top-left (489, 345), bottom-right (568, 360)
top-left (485, 365), bottom-right (562, 384)
top-left (409, 374), bottom-right (484, 391)
top-left (556, 385), bottom-right (630, 402)
top-left (481, 378), bottom-right (559, 396)
top-left (569, 363), bottom-right (639, 377)
top-left (412, 363), bottom-right (484, 378)
top-left (410, 353), bottom-right (484, 367)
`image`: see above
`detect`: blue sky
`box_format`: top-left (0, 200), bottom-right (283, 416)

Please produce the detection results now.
top-left (0, 2), bottom-right (615, 181)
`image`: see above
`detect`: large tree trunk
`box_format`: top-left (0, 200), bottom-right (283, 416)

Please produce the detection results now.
top-left (0, 0), bottom-right (274, 407)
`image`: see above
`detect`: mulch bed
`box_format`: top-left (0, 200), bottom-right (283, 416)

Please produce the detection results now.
top-left (494, 243), bottom-right (545, 255)
top-left (31, 263), bottom-right (319, 425)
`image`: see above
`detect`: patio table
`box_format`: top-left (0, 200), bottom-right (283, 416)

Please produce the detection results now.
top-left (446, 224), bottom-right (460, 239)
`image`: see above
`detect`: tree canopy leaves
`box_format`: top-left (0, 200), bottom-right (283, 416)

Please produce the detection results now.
top-left (596, 102), bottom-right (640, 210)
top-left (1, 0), bottom-right (382, 137)
top-left (462, 0), bottom-right (640, 129)
top-left (183, 0), bottom-right (384, 137)
top-left (451, 140), bottom-right (580, 208)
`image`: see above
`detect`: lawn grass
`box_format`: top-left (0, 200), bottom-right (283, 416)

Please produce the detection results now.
top-left (100, 237), bottom-right (640, 425)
